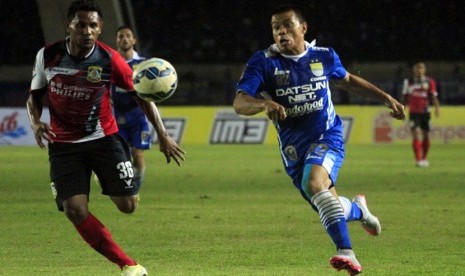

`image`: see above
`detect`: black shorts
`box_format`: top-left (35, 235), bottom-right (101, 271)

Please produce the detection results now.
top-left (48, 134), bottom-right (138, 211)
top-left (408, 112), bottom-right (431, 131)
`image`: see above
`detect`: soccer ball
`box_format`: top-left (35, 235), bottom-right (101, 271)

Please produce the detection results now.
top-left (132, 57), bottom-right (178, 103)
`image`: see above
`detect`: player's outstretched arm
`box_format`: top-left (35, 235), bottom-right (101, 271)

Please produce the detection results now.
top-left (233, 92), bottom-right (287, 121)
top-left (431, 94), bottom-right (440, 118)
top-left (26, 93), bottom-right (55, 149)
top-left (134, 95), bottom-right (186, 166)
top-left (337, 72), bottom-right (406, 120)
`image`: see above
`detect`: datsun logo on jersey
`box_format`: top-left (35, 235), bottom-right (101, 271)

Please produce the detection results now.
top-left (0, 112), bottom-right (27, 145)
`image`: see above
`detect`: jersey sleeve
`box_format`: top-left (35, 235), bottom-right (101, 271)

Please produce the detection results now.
top-left (236, 52), bottom-right (266, 97)
top-left (429, 78), bottom-right (438, 96)
top-left (111, 52), bottom-right (134, 92)
top-left (30, 47), bottom-right (47, 94)
top-left (401, 78), bottom-right (410, 95)
top-left (329, 48), bottom-right (347, 80)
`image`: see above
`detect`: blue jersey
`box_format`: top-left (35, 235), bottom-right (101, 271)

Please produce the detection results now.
top-left (112, 51), bottom-right (151, 149)
top-left (237, 42), bottom-right (346, 170)
top-left (112, 51), bottom-right (146, 126)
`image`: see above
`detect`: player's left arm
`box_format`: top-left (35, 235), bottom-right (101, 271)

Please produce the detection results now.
top-left (429, 79), bottom-right (440, 118)
top-left (336, 72), bottom-right (405, 120)
top-left (431, 95), bottom-right (440, 118)
top-left (110, 51), bottom-right (185, 165)
top-left (133, 96), bottom-right (186, 166)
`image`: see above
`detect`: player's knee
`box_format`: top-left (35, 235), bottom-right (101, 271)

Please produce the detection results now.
top-left (307, 178), bottom-right (332, 195)
top-left (63, 195), bottom-right (89, 224)
top-left (64, 205), bottom-right (89, 224)
top-left (116, 198), bottom-right (138, 214)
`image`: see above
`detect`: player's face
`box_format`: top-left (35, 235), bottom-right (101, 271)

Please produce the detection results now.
top-left (413, 63), bottom-right (426, 78)
top-left (116, 28), bottom-right (136, 52)
top-left (271, 11), bottom-right (307, 55)
top-left (66, 11), bottom-right (102, 53)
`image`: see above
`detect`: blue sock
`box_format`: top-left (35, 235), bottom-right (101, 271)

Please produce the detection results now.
top-left (311, 190), bottom-right (352, 249)
top-left (349, 202), bottom-right (363, 221)
top-left (326, 218), bottom-right (352, 249)
top-left (340, 197), bottom-right (363, 222)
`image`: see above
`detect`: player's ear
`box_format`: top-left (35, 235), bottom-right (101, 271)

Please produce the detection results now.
top-left (301, 22), bottom-right (308, 36)
top-left (98, 20), bottom-right (103, 35)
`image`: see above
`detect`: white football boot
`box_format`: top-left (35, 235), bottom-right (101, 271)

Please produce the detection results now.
top-left (121, 264), bottom-right (148, 276)
top-left (330, 249), bottom-right (362, 275)
top-left (352, 194), bottom-right (381, 236)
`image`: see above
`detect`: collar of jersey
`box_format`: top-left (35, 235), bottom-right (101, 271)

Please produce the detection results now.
top-left (271, 40), bottom-right (316, 61)
top-left (65, 36), bottom-right (96, 59)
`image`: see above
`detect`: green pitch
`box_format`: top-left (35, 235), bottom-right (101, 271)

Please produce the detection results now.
top-left (1, 144), bottom-right (464, 275)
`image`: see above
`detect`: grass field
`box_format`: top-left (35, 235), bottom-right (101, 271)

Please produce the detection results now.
top-left (1, 144), bottom-right (464, 275)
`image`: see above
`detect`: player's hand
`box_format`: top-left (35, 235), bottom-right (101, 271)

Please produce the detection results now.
top-left (264, 100), bottom-right (287, 121)
top-left (31, 121), bottom-right (55, 149)
top-left (385, 97), bottom-right (405, 120)
top-left (158, 133), bottom-right (186, 166)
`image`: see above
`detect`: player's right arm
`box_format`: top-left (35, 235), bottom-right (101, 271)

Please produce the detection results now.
top-left (429, 79), bottom-right (440, 118)
top-left (401, 78), bottom-right (409, 106)
top-left (27, 48), bottom-right (55, 149)
top-left (234, 52), bottom-right (286, 121)
top-left (133, 96), bottom-right (185, 166)
top-left (233, 92), bottom-right (287, 121)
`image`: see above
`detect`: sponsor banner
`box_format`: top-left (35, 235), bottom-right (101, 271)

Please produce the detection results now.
top-left (0, 107), bottom-right (50, 145)
top-left (158, 107), bottom-right (354, 145)
top-left (3, 106), bottom-right (464, 146)
top-left (150, 118), bottom-right (186, 144)
top-left (210, 111), bottom-right (268, 144)
top-left (340, 116), bottom-right (354, 143)
top-left (336, 106), bottom-right (465, 144)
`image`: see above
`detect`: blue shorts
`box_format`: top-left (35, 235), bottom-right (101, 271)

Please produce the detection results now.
top-left (283, 140), bottom-right (345, 203)
top-left (118, 123), bottom-right (152, 150)
top-left (116, 109), bottom-right (152, 150)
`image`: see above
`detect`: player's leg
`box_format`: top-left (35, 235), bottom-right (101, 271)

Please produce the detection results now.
top-left (409, 114), bottom-right (423, 166)
top-left (421, 129), bottom-right (430, 166)
top-left (300, 143), bottom-right (362, 275)
top-left (302, 165), bottom-right (362, 275)
top-left (92, 134), bottom-right (140, 213)
top-left (412, 127), bottom-right (423, 166)
top-left (49, 141), bottom-right (139, 271)
top-left (64, 195), bottom-right (138, 269)
top-left (128, 121), bottom-right (151, 190)
top-left (338, 195), bottom-right (362, 222)
top-left (131, 148), bottom-right (146, 189)
top-left (420, 113), bottom-right (431, 166)
top-left (304, 165), bottom-right (352, 248)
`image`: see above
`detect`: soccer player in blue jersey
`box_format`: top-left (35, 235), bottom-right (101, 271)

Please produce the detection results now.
top-left (114, 25), bottom-right (150, 190)
top-left (234, 5), bottom-right (405, 275)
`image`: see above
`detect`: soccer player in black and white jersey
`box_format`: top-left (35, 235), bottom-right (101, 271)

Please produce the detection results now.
top-left (26, 1), bottom-right (185, 275)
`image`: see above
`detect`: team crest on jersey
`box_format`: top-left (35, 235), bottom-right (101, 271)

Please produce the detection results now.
top-left (284, 145), bottom-right (298, 161)
top-left (274, 68), bottom-right (290, 85)
top-left (310, 62), bottom-right (324, 77)
top-left (87, 66), bottom-right (102, 82)
top-left (421, 81), bottom-right (430, 90)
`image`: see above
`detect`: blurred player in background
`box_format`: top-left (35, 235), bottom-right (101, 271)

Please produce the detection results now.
top-left (27, 1), bottom-right (184, 275)
top-left (402, 62), bottom-right (440, 167)
top-left (114, 25), bottom-right (150, 189)
top-left (234, 5), bottom-right (405, 275)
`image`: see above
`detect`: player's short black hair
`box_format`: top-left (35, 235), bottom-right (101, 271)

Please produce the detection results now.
top-left (271, 4), bottom-right (306, 23)
top-left (67, 0), bottom-right (103, 21)
top-left (116, 25), bottom-right (135, 34)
